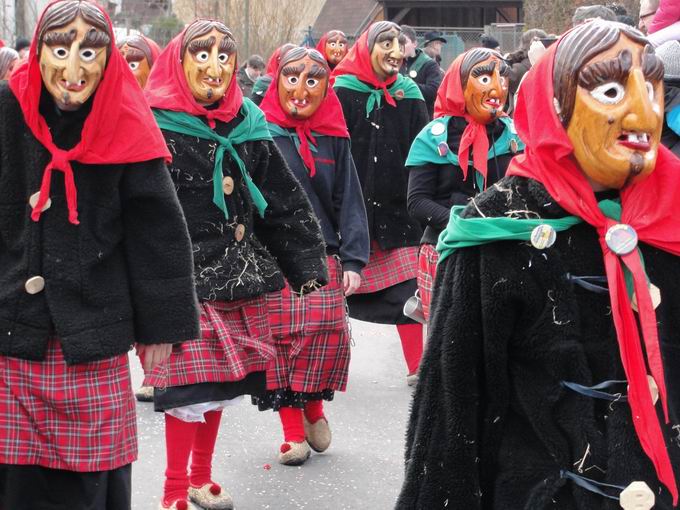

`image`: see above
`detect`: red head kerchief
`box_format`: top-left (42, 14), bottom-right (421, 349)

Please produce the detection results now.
top-left (144, 23), bottom-right (243, 128)
top-left (259, 50), bottom-right (348, 177)
top-left (434, 51), bottom-right (505, 185)
top-left (265, 47), bottom-right (284, 76)
top-left (9, 0), bottom-right (170, 225)
top-left (315, 33), bottom-right (330, 56)
top-left (332, 24), bottom-right (398, 107)
top-left (508, 31), bottom-right (680, 503)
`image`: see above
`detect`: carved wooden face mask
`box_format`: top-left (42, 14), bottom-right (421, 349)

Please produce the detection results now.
top-left (566, 35), bottom-right (664, 189)
top-left (324, 32), bottom-right (348, 66)
top-left (119, 42), bottom-right (151, 88)
top-left (182, 28), bottom-right (236, 105)
top-left (370, 27), bottom-right (405, 81)
top-left (463, 55), bottom-right (509, 124)
top-left (278, 54), bottom-right (328, 119)
top-left (39, 16), bottom-right (108, 111)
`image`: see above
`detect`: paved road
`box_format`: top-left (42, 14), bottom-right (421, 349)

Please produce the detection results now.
top-left (130, 320), bottom-right (414, 510)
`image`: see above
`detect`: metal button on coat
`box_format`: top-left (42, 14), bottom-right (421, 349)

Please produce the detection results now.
top-left (235, 224), bottom-right (246, 242)
top-left (25, 276), bottom-right (45, 295)
top-left (29, 192), bottom-right (51, 212)
top-left (222, 176), bottom-right (235, 195)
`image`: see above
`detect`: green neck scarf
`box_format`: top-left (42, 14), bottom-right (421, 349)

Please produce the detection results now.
top-left (406, 116), bottom-right (524, 190)
top-left (333, 73), bottom-right (424, 117)
top-left (153, 98), bottom-right (271, 219)
top-left (267, 122), bottom-right (324, 155)
top-left (408, 50), bottom-right (431, 75)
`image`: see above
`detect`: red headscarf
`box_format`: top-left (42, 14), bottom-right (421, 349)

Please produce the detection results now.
top-left (9, 0), bottom-right (170, 225)
top-left (434, 51), bottom-right (505, 185)
top-left (144, 21), bottom-right (243, 129)
top-left (315, 33), bottom-right (330, 56)
top-left (259, 50), bottom-right (348, 177)
top-left (332, 23), bottom-right (398, 108)
top-left (508, 31), bottom-right (680, 503)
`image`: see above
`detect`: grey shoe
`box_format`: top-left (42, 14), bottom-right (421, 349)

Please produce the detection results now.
top-left (304, 416), bottom-right (332, 453)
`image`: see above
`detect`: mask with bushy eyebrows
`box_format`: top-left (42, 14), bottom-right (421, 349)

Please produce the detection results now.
top-left (278, 48), bottom-right (329, 119)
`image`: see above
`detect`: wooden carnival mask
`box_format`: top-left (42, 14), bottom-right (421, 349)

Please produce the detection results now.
top-left (38, 4), bottom-right (110, 111)
top-left (324, 31), bottom-right (348, 67)
top-left (462, 50), bottom-right (509, 125)
top-left (118, 36), bottom-right (152, 88)
top-left (557, 28), bottom-right (664, 189)
top-left (368, 22), bottom-right (406, 81)
top-left (277, 49), bottom-right (329, 119)
top-left (181, 22), bottom-right (236, 105)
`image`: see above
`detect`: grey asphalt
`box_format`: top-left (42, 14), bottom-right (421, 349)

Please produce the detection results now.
top-left (130, 320), bottom-right (414, 510)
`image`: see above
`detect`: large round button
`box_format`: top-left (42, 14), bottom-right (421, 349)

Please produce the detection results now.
top-left (222, 176), bottom-right (235, 195)
top-left (430, 122), bottom-right (446, 136)
top-left (25, 276), bottom-right (45, 295)
top-left (234, 224), bottom-right (246, 242)
top-left (530, 224), bottom-right (557, 250)
top-left (605, 224), bottom-right (638, 255)
top-left (29, 192), bottom-right (51, 212)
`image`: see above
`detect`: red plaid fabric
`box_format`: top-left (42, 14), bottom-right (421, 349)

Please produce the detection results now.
top-left (0, 339), bottom-right (136, 472)
top-left (417, 243), bottom-right (439, 322)
top-left (266, 256), bottom-right (351, 393)
top-left (354, 244), bottom-right (419, 294)
top-left (144, 296), bottom-right (274, 388)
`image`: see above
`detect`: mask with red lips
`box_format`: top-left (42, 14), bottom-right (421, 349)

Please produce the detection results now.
top-left (461, 49), bottom-right (509, 125)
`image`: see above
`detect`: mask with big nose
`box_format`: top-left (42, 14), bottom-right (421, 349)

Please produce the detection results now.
top-left (277, 50), bottom-right (329, 119)
top-left (368, 22), bottom-right (406, 81)
top-left (462, 51), bottom-right (509, 124)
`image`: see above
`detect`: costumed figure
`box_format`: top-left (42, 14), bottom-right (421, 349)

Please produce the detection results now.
top-left (333, 22), bottom-right (429, 385)
top-left (117, 34), bottom-right (161, 89)
top-left (0, 1), bottom-right (199, 508)
top-left (315, 30), bottom-right (348, 70)
top-left (0, 47), bottom-right (19, 80)
top-left (143, 20), bottom-right (328, 510)
top-left (253, 46), bottom-right (369, 465)
top-left (398, 20), bottom-right (680, 509)
top-left (406, 47), bottom-right (523, 322)
top-left (250, 44), bottom-right (295, 106)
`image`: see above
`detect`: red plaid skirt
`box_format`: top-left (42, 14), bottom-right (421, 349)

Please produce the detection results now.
top-left (417, 243), bottom-right (439, 322)
top-left (144, 296), bottom-right (274, 388)
top-left (354, 244), bottom-right (419, 294)
top-left (266, 256), bottom-right (350, 393)
top-left (0, 340), bottom-right (136, 472)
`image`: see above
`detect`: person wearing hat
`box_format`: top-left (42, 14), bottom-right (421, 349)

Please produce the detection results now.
top-left (422, 30), bottom-right (446, 66)
top-left (400, 25), bottom-right (443, 119)
top-left (14, 37), bottom-right (30, 59)
top-left (657, 40), bottom-right (680, 155)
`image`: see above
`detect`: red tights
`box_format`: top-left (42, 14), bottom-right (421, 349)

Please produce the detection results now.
top-left (278, 401), bottom-right (326, 443)
top-left (397, 323), bottom-right (423, 374)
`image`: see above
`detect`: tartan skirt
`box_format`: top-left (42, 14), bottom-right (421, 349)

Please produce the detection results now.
top-left (417, 243), bottom-right (439, 322)
top-left (0, 340), bottom-right (136, 472)
top-left (354, 244), bottom-right (419, 294)
top-left (144, 295), bottom-right (274, 389)
top-left (265, 256), bottom-right (350, 394)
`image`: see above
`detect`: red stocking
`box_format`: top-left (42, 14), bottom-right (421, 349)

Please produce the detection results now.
top-left (278, 407), bottom-right (305, 443)
top-left (189, 410), bottom-right (223, 488)
top-left (163, 414), bottom-right (199, 506)
top-left (304, 400), bottom-right (325, 424)
top-left (396, 323), bottom-right (423, 375)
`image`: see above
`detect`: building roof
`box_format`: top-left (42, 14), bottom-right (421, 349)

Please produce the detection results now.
top-left (312, 0), bottom-right (380, 40)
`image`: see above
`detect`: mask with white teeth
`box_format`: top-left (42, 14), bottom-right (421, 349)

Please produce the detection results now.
top-left (182, 24), bottom-right (236, 105)
top-left (368, 23), bottom-right (406, 82)
top-left (462, 52), bottom-right (509, 125)
top-left (277, 50), bottom-right (329, 120)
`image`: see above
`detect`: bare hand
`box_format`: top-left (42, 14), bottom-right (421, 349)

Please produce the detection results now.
top-left (343, 271), bottom-right (361, 296)
top-left (135, 343), bottom-right (172, 373)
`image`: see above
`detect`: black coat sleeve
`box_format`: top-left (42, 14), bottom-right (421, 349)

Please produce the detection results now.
top-left (250, 140), bottom-right (329, 293)
top-left (397, 246), bottom-right (517, 509)
top-left (120, 157), bottom-right (200, 345)
top-left (333, 138), bottom-right (370, 274)
top-left (417, 60), bottom-right (444, 107)
top-left (407, 163), bottom-right (466, 231)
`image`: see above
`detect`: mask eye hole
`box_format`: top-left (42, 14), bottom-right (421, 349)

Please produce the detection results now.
top-left (128, 61), bottom-right (139, 71)
top-left (287, 75), bottom-right (299, 86)
top-left (52, 46), bottom-right (69, 59)
top-left (218, 53), bottom-right (229, 64)
top-left (306, 78), bottom-right (319, 88)
top-left (196, 51), bottom-right (209, 63)
top-left (79, 48), bottom-right (97, 62)
top-left (383, 41), bottom-right (391, 49)
top-left (329, 42), bottom-right (336, 48)
top-left (478, 75), bottom-right (491, 85)
top-left (590, 82), bottom-right (625, 105)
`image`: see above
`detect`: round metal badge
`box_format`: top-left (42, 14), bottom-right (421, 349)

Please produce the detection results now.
top-left (605, 224), bottom-right (638, 255)
top-left (430, 122), bottom-right (446, 136)
top-left (409, 70), bottom-right (418, 78)
top-left (437, 141), bottom-right (449, 157)
top-left (530, 224), bottom-right (557, 250)
top-left (510, 139), bottom-right (519, 154)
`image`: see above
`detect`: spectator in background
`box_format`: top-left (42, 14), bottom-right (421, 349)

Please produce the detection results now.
top-left (422, 31), bottom-right (446, 66)
top-left (645, 0), bottom-right (680, 46)
top-left (505, 29), bottom-right (547, 105)
top-left (0, 47), bottom-right (19, 80)
top-left (617, 15), bottom-right (637, 26)
top-left (236, 54), bottom-right (265, 97)
top-left (639, 0), bottom-right (660, 33)
top-left (480, 34), bottom-right (501, 51)
top-left (657, 40), bottom-right (680, 156)
top-left (14, 37), bottom-right (30, 59)
top-left (400, 25), bottom-right (443, 118)
top-left (572, 4), bottom-right (617, 26)
top-left (605, 2), bottom-right (628, 15)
